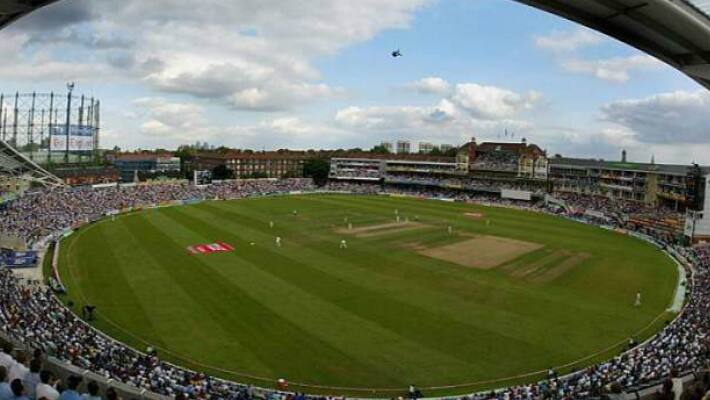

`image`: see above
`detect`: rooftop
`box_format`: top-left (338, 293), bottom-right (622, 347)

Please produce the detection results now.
top-left (115, 153), bottom-right (177, 161)
top-left (550, 157), bottom-right (710, 174)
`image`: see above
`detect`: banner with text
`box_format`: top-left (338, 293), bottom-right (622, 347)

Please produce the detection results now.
top-left (50, 125), bottom-right (95, 152)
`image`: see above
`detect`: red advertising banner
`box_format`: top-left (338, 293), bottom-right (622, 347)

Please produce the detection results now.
top-left (187, 241), bottom-right (234, 255)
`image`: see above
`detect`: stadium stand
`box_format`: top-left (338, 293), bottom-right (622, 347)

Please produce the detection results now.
top-left (0, 0), bottom-right (707, 398)
top-left (0, 179), bottom-right (707, 400)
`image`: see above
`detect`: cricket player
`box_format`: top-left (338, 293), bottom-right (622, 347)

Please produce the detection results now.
top-left (348, 222), bottom-right (353, 230)
top-left (340, 239), bottom-right (348, 249)
top-left (275, 236), bottom-right (282, 247)
top-left (448, 225), bottom-right (453, 235)
top-left (269, 221), bottom-right (274, 228)
top-left (634, 291), bottom-right (642, 307)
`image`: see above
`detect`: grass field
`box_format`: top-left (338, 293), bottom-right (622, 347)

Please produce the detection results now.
top-left (56, 194), bottom-right (678, 396)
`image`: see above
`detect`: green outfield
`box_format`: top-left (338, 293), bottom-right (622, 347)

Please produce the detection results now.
top-left (56, 194), bottom-right (678, 396)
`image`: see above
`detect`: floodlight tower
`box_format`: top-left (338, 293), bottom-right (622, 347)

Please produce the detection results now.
top-left (64, 82), bottom-right (74, 163)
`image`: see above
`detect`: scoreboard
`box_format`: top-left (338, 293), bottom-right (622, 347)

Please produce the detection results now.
top-left (686, 164), bottom-right (706, 211)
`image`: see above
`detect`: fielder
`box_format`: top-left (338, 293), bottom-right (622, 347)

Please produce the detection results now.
top-left (634, 291), bottom-right (642, 307)
top-left (275, 236), bottom-right (282, 247)
top-left (269, 220), bottom-right (274, 228)
top-left (448, 225), bottom-right (453, 235)
top-left (340, 239), bottom-right (348, 249)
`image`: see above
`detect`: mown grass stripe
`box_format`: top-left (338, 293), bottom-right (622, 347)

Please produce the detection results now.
top-left (131, 210), bottom-right (398, 386)
top-left (171, 204), bottom-right (578, 372)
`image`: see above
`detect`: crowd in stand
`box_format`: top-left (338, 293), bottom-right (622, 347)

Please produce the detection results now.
top-left (0, 179), bottom-right (314, 246)
top-left (382, 175), bottom-right (545, 194)
top-left (329, 170), bottom-right (381, 179)
top-left (0, 343), bottom-right (121, 400)
top-left (0, 179), bottom-right (707, 400)
top-left (470, 153), bottom-right (519, 172)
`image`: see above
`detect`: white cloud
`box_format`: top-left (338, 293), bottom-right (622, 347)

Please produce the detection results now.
top-left (133, 97), bottom-right (217, 140)
top-left (404, 77), bottom-right (451, 95)
top-left (600, 90), bottom-right (710, 143)
top-left (128, 97), bottom-right (356, 149)
top-left (530, 90), bottom-right (710, 164)
top-left (449, 84), bottom-right (541, 119)
top-left (534, 29), bottom-right (604, 52)
top-left (534, 28), bottom-right (666, 83)
top-left (561, 55), bottom-right (664, 83)
top-left (334, 82), bottom-right (539, 143)
top-left (6, 0), bottom-right (431, 111)
top-left (0, 32), bottom-right (110, 82)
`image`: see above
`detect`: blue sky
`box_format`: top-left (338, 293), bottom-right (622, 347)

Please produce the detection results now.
top-left (0, 0), bottom-right (707, 164)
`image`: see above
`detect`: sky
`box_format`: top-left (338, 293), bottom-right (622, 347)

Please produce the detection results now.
top-left (0, 0), bottom-right (708, 164)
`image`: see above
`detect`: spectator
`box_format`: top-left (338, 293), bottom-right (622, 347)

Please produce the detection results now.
top-left (658, 379), bottom-right (675, 400)
top-left (672, 370), bottom-right (684, 400)
top-left (21, 359), bottom-right (40, 400)
top-left (7, 355), bottom-right (27, 384)
top-left (103, 388), bottom-right (118, 400)
top-left (8, 380), bottom-right (28, 400)
top-left (0, 345), bottom-right (13, 372)
top-left (57, 376), bottom-right (81, 400)
top-left (80, 381), bottom-right (100, 400)
top-left (0, 367), bottom-right (12, 400)
top-left (35, 371), bottom-right (59, 400)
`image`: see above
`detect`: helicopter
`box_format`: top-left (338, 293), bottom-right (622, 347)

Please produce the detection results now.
top-left (391, 49), bottom-right (402, 58)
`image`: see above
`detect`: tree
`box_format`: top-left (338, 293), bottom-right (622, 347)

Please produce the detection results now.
top-left (443, 147), bottom-right (458, 157)
top-left (174, 145), bottom-right (195, 162)
top-left (212, 164), bottom-right (234, 180)
top-left (240, 171), bottom-right (268, 179)
top-left (303, 158), bottom-right (330, 186)
top-left (370, 144), bottom-right (390, 154)
top-left (428, 147), bottom-right (444, 156)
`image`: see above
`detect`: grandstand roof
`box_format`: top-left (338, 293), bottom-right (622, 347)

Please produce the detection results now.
top-left (0, 139), bottom-right (64, 186)
top-left (549, 156), bottom-right (710, 175)
top-left (0, 0), bottom-right (57, 29)
top-left (477, 141), bottom-right (545, 154)
top-left (459, 140), bottom-right (547, 157)
top-left (515, 0), bottom-right (710, 90)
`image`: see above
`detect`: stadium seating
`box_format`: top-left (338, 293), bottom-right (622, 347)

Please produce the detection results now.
top-left (0, 179), bottom-right (707, 400)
